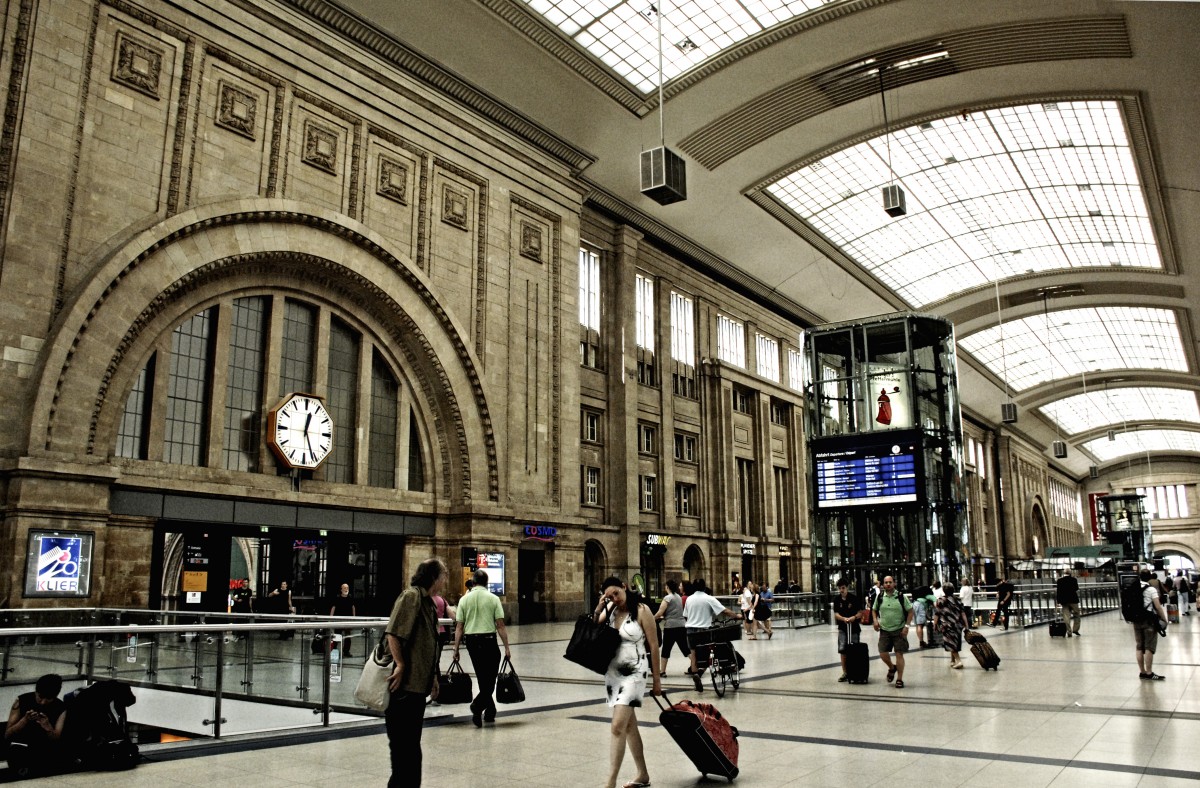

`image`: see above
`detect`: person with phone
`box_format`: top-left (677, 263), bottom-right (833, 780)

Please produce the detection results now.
top-left (4, 674), bottom-right (68, 778)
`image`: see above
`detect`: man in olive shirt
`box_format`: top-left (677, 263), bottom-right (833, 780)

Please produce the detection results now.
top-left (452, 568), bottom-right (512, 727)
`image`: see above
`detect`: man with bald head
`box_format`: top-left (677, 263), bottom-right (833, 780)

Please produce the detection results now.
top-left (871, 576), bottom-right (913, 688)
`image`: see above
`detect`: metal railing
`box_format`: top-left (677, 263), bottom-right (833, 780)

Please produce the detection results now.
top-left (711, 593), bottom-right (830, 628)
top-left (960, 583), bottom-right (1119, 628)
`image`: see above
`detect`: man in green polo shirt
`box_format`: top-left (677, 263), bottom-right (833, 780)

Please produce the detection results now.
top-left (872, 575), bottom-right (914, 688)
top-left (452, 568), bottom-right (512, 727)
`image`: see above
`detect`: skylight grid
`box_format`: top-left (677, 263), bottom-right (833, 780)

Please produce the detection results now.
top-left (1083, 429), bottom-right (1200, 463)
top-left (1038, 388), bottom-right (1200, 436)
top-left (957, 307), bottom-right (1188, 392)
top-left (765, 101), bottom-right (1162, 306)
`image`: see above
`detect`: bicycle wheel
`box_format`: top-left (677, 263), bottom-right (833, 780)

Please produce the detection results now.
top-left (711, 660), bottom-right (727, 698)
top-left (730, 655), bottom-right (741, 690)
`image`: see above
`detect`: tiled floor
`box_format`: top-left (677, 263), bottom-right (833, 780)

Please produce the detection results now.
top-left (14, 609), bottom-right (1198, 786)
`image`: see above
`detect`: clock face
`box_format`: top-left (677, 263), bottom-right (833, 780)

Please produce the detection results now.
top-left (268, 394), bottom-right (334, 470)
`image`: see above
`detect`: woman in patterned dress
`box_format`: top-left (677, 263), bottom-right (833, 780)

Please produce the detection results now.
top-left (934, 586), bottom-right (970, 668)
top-left (596, 576), bottom-right (662, 788)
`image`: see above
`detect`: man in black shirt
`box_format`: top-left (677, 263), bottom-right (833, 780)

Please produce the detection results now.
top-left (1055, 569), bottom-right (1081, 636)
top-left (994, 577), bottom-right (1015, 630)
top-left (832, 578), bottom-right (862, 682)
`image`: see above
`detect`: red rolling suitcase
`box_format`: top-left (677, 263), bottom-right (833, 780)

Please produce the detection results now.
top-left (654, 694), bottom-right (739, 781)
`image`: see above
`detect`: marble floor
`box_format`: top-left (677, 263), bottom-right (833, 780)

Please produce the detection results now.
top-left (11, 608), bottom-right (1199, 787)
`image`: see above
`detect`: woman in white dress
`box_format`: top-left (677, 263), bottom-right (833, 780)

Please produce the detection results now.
top-left (596, 576), bottom-right (662, 788)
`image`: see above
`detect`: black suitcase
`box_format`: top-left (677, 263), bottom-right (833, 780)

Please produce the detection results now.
top-left (654, 693), bottom-right (738, 781)
top-left (842, 624), bottom-right (869, 684)
top-left (971, 640), bottom-right (1001, 670)
top-left (1049, 621), bottom-right (1067, 638)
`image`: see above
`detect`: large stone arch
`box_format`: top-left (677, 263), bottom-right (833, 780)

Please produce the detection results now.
top-left (27, 199), bottom-right (499, 503)
top-left (1027, 498), bottom-right (1050, 558)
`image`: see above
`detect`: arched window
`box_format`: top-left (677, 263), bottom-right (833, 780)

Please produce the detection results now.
top-left (115, 294), bottom-right (427, 492)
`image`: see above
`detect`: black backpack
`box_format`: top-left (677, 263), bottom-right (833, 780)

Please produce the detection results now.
top-left (64, 680), bottom-right (140, 771)
top-left (1120, 580), bottom-right (1156, 624)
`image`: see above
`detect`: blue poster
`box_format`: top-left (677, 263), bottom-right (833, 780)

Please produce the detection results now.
top-left (475, 552), bottom-right (505, 595)
top-left (36, 535), bottom-right (83, 593)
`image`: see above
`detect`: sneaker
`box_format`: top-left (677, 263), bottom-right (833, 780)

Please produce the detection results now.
top-left (1144, 672), bottom-right (1166, 681)
top-left (886, 666), bottom-right (897, 683)
top-left (838, 673), bottom-right (848, 682)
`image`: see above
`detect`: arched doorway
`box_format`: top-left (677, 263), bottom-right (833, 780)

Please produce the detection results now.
top-left (1030, 503), bottom-right (1049, 558)
top-left (682, 545), bottom-right (705, 586)
top-left (583, 540), bottom-right (606, 611)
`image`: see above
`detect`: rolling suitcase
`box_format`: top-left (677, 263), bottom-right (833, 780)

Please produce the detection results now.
top-left (654, 694), bottom-right (739, 781)
top-left (842, 623), bottom-right (869, 684)
top-left (971, 640), bottom-right (1001, 670)
top-left (964, 629), bottom-right (987, 645)
top-left (1049, 621), bottom-right (1067, 638)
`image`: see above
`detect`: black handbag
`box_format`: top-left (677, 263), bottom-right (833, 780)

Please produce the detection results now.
top-left (496, 656), bottom-right (525, 704)
top-left (439, 658), bottom-right (473, 704)
top-left (563, 612), bottom-right (621, 674)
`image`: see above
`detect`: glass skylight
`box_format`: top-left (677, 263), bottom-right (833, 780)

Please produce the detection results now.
top-left (1082, 429), bottom-right (1200, 464)
top-left (1038, 387), bottom-right (1200, 436)
top-left (520, 0), bottom-right (838, 93)
top-left (766, 101), bottom-right (1161, 306)
top-left (957, 307), bottom-right (1187, 393)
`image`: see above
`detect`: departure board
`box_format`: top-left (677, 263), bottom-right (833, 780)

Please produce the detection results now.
top-left (814, 433), bottom-right (920, 509)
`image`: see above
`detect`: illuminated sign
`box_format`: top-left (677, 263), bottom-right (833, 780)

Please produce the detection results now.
top-left (814, 430), bottom-right (922, 509)
top-left (475, 552), bottom-right (506, 595)
top-left (741, 542), bottom-right (755, 555)
top-left (523, 525), bottom-right (558, 541)
top-left (778, 546), bottom-right (792, 556)
top-left (645, 533), bottom-right (672, 546)
top-left (25, 531), bottom-right (93, 598)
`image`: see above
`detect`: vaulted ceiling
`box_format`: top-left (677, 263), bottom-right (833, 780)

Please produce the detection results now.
top-left (324, 0), bottom-right (1200, 479)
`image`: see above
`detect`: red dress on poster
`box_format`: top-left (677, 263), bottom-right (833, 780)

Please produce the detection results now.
top-left (876, 388), bottom-right (892, 425)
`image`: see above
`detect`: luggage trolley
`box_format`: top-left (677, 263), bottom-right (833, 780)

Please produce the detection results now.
top-left (687, 621), bottom-right (743, 698)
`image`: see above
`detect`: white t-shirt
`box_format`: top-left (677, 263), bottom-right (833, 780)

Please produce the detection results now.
top-left (933, 586), bottom-right (946, 599)
top-left (685, 591), bottom-right (728, 629)
top-left (740, 587), bottom-right (753, 611)
top-left (958, 584), bottom-right (974, 607)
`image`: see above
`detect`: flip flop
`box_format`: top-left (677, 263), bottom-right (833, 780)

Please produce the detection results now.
top-left (623, 781), bottom-right (652, 788)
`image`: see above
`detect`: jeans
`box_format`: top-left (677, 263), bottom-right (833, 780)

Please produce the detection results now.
top-left (386, 690), bottom-right (429, 787)
top-left (464, 632), bottom-right (500, 717)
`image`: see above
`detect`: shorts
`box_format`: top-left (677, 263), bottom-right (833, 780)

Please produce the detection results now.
top-left (1133, 620), bottom-right (1160, 654)
top-left (913, 600), bottom-right (927, 626)
top-left (660, 626), bottom-right (690, 658)
top-left (838, 625), bottom-right (861, 653)
top-left (878, 628), bottom-right (910, 654)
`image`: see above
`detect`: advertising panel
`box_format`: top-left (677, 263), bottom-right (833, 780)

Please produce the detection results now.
top-left (475, 552), bottom-right (505, 595)
top-left (24, 531), bottom-right (93, 598)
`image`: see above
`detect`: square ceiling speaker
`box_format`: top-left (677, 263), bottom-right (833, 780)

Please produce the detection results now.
top-left (882, 184), bottom-right (906, 217)
top-left (1089, 465), bottom-right (1099, 479)
top-left (1052, 440), bottom-right (1068, 459)
top-left (1001, 402), bottom-right (1018, 423)
top-left (640, 147), bottom-right (687, 205)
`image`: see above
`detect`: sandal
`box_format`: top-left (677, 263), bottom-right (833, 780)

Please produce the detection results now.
top-left (886, 667), bottom-right (896, 683)
top-left (894, 679), bottom-right (904, 688)
top-left (623, 782), bottom-right (652, 788)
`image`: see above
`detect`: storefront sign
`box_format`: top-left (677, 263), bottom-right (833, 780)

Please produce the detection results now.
top-left (475, 552), bottom-right (505, 595)
top-left (645, 533), bottom-right (671, 547)
top-left (778, 546), bottom-right (792, 557)
top-left (24, 531), bottom-right (93, 598)
top-left (523, 525), bottom-right (557, 541)
top-left (741, 542), bottom-right (755, 555)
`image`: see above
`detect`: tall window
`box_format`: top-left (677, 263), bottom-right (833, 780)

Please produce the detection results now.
top-left (222, 296), bottom-right (267, 472)
top-left (640, 475), bottom-right (657, 511)
top-left (736, 458), bottom-right (756, 532)
top-left (787, 348), bottom-right (804, 392)
top-left (325, 317), bottom-right (359, 483)
top-left (1137, 485), bottom-right (1190, 519)
top-left (635, 273), bottom-right (656, 385)
top-left (756, 333), bottom-right (779, 381)
top-left (670, 291), bottom-right (696, 397)
top-left (408, 409), bottom-right (425, 491)
top-left (164, 308), bottom-right (213, 465)
top-left (280, 300), bottom-right (316, 394)
top-left (368, 354), bottom-right (398, 488)
top-left (717, 314), bottom-right (745, 368)
top-left (579, 248), bottom-right (601, 368)
top-left (582, 409), bottom-right (602, 443)
top-left (116, 357), bottom-right (154, 459)
top-left (638, 422), bottom-right (657, 455)
top-left (675, 482), bottom-right (696, 516)
top-left (582, 466), bottom-right (601, 505)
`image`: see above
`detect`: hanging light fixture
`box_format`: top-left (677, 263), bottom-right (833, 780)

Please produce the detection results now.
top-left (994, 278), bottom-right (1017, 423)
top-left (1044, 292), bottom-right (1068, 459)
top-left (878, 67), bottom-right (905, 217)
top-left (639, 2), bottom-right (687, 205)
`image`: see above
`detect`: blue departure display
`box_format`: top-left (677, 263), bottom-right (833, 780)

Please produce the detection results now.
top-left (814, 436), bottom-right (920, 509)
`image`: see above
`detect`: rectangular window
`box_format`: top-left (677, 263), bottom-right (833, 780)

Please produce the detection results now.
top-left (117, 355), bottom-right (154, 460)
top-left (325, 317), bottom-right (360, 483)
top-left (670, 292), bottom-right (696, 398)
top-left (736, 458), bottom-right (755, 531)
top-left (732, 386), bottom-right (752, 414)
top-left (279, 300), bottom-right (316, 395)
top-left (582, 466), bottom-right (601, 505)
top-left (675, 482), bottom-right (696, 516)
top-left (756, 333), bottom-right (779, 382)
top-left (769, 401), bottom-right (788, 426)
top-left (774, 466), bottom-right (791, 534)
top-left (787, 348), bottom-right (804, 392)
top-left (579, 248), bottom-right (601, 368)
top-left (674, 432), bottom-right (697, 463)
top-left (638, 422), bottom-right (657, 455)
top-left (581, 409), bottom-right (602, 443)
top-left (640, 475), bottom-right (657, 511)
top-left (635, 273), bottom-right (656, 385)
top-left (977, 440), bottom-right (987, 479)
top-left (717, 314), bottom-right (745, 368)
top-left (222, 296), bottom-right (268, 472)
top-left (408, 409), bottom-right (425, 491)
top-left (368, 354), bottom-right (398, 488)
top-left (164, 308), bottom-right (214, 466)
